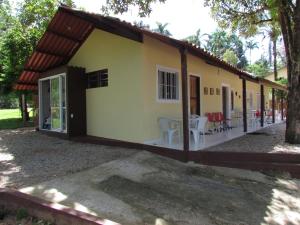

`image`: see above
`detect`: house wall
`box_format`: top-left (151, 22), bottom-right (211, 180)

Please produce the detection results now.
top-left (68, 29), bottom-right (145, 143)
top-left (265, 67), bottom-right (287, 82)
top-left (140, 35), bottom-right (182, 143)
top-left (68, 29), bottom-right (276, 145)
top-left (246, 81), bottom-right (260, 111)
top-left (140, 35), bottom-right (247, 143)
top-left (187, 54), bottom-right (243, 114)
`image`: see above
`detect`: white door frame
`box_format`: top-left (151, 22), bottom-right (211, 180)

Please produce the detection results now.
top-left (221, 83), bottom-right (231, 119)
top-left (188, 73), bottom-right (203, 116)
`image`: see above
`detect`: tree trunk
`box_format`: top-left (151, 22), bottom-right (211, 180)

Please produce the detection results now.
top-left (273, 38), bottom-right (278, 81)
top-left (285, 64), bottom-right (300, 143)
top-left (21, 93), bottom-right (29, 123)
top-left (281, 0), bottom-right (300, 143)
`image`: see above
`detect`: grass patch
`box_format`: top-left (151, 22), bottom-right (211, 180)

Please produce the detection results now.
top-left (0, 108), bottom-right (34, 129)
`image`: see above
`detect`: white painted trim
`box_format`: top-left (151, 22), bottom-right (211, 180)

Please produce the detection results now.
top-left (221, 83), bottom-right (231, 119)
top-left (38, 80), bottom-right (42, 130)
top-left (188, 73), bottom-right (203, 116)
top-left (230, 88), bottom-right (235, 112)
top-left (247, 90), bottom-right (254, 110)
top-left (156, 65), bottom-right (181, 104)
top-left (39, 73), bottom-right (66, 81)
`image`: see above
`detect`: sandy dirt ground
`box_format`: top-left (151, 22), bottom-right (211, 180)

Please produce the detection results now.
top-left (1, 128), bottom-right (300, 225)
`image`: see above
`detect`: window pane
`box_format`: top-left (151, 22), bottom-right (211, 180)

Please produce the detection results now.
top-left (88, 74), bottom-right (98, 88)
top-left (157, 69), bottom-right (178, 100)
top-left (87, 69), bottom-right (108, 89)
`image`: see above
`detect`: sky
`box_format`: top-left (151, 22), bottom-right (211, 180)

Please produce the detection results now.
top-left (72, 0), bottom-right (268, 62)
top-left (10, 0), bottom-right (268, 62)
top-left (73, 0), bottom-right (218, 39)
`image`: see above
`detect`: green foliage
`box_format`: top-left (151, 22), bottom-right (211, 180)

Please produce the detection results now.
top-left (16, 208), bottom-right (29, 221)
top-left (246, 39), bottom-right (258, 64)
top-left (133, 20), bottom-right (150, 29)
top-left (246, 57), bottom-right (270, 77)
top-left (0, 108), bottom-right (34, 129)
top-left (223, 49), bottom-right (238, 66)
top-left (205, 29), bottom-right (248, 69)
top-left (0, 0), bottom-right (74, 95)
top-left (204, 1), bottom-right (275, 37)
top-left (152, 22), bottom-right (172, 36)
top-left (0, 206), bottom-right (9, 220)
top-left (101, 0), bottom-right (166, 17)
top-left (0, 92), bottom-right (19, 108)
top-left (184, 29), bottom-right (206, 47)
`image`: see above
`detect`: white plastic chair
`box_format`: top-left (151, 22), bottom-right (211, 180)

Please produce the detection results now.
top-left (158, 117), bottom-right (180, 146)
top-left (190, 117), bottom-right (207, 147)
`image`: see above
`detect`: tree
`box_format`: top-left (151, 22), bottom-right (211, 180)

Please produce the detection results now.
top-left (204, 0), bottom-right (300, 143)
top-left (101, 0), bottom-right (166, 17)
top-left (246, 39), bottom-right (258, 64)
top-left (247, 57), bottom-right (270, 77)
top-left (184, 29), bottom-right (206, 47)
top-left (0, 0), bottom-right (74, 120)
top-left (133, 20), bottom-right (150, 29)
top-left (223, 49), bottom-right (238, 66)
top-left (153, 22), bottom-right (172, 36)
top-left (205, 30), bottom-right (248, 69)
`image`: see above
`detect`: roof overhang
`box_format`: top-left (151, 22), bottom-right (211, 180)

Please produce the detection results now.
top-left (15, 5), bottom-right (286, 93)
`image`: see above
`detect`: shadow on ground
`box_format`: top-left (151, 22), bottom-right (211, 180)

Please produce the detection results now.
top-left (1, 128), bottom-right (300, 225)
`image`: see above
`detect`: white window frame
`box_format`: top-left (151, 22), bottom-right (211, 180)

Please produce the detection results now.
top-left (221, 83), bottom-right (232, 120)
top-left (156, 65), bottom-right (180, 103)
top-left (230, 88), bottom-right (235, 112)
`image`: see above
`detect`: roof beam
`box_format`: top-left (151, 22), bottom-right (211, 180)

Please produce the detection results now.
top-left (46, 29), bottom-right (81, 43)
top-left (17, 81), bottom-right (37, 86)
top-left (23, 69), bottom-right (42, 73)
top-left (35, 49), bottom-right (66, 58)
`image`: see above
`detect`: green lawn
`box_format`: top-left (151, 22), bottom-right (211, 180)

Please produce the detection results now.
top-left (0, 108), bottom-right (34, 129)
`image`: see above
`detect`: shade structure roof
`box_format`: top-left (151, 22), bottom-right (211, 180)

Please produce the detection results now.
top-left (15, 5), bottom-right (286, 91)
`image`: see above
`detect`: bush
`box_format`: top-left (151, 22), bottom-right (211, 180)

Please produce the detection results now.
top-left (0, 205), bottom-right (9, 220)
top-left (16, 208), bottom-right (29, 220)
top-left (0, 93), bottom-right (19, 109)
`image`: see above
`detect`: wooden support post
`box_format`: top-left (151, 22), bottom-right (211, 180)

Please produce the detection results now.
top-left (260, 85), bottom-right (264, 127)
top-left (242, 79), bottom-right (247, 132)
top-left (180, 47), bottom-right (189, 160)
top-left (272, 88), bottom-right (275, 123)
top-left (281, 91), bottom-right (284, 121)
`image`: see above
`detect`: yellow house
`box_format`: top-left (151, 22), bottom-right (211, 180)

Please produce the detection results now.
top-left (16, 6), bottom-right (286, 152)
top-left (265, 66), bottom-right (288, 82)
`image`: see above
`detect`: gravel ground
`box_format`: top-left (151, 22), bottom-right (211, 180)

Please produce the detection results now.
top-left (1, 127), bottom-right (300, 225)
top-left (0, 128), bottom-right (137, 188)
top-left (21, 151), bottom-right (300, 225)
top-left (205, 123), bottom-right (300, 153)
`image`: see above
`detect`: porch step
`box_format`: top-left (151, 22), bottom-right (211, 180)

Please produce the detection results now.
top-left (197, 160), bottom-right (300, 179)
top-left (189, 151), bottom-right (300, 164)
top-left (189, 152), bottom-right (300, 179)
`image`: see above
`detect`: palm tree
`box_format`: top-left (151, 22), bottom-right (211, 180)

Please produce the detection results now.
top-left (133, 20), bottom-right (150, 30)
top-left (246, 39), bottom-right (258, 65)
top-left (153, 22), bottom-right (172, 36)
top-left (184, 29), bottom-right (206, 47)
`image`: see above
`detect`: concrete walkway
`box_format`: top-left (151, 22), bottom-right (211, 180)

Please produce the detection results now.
top-left (205, 123), bottom-right (300, 153)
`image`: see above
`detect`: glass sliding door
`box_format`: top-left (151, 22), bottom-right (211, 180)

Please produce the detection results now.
top-left (50, 77), bottom-right (61, 130)
top-left (40, 74), bottom-right (67, 133)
